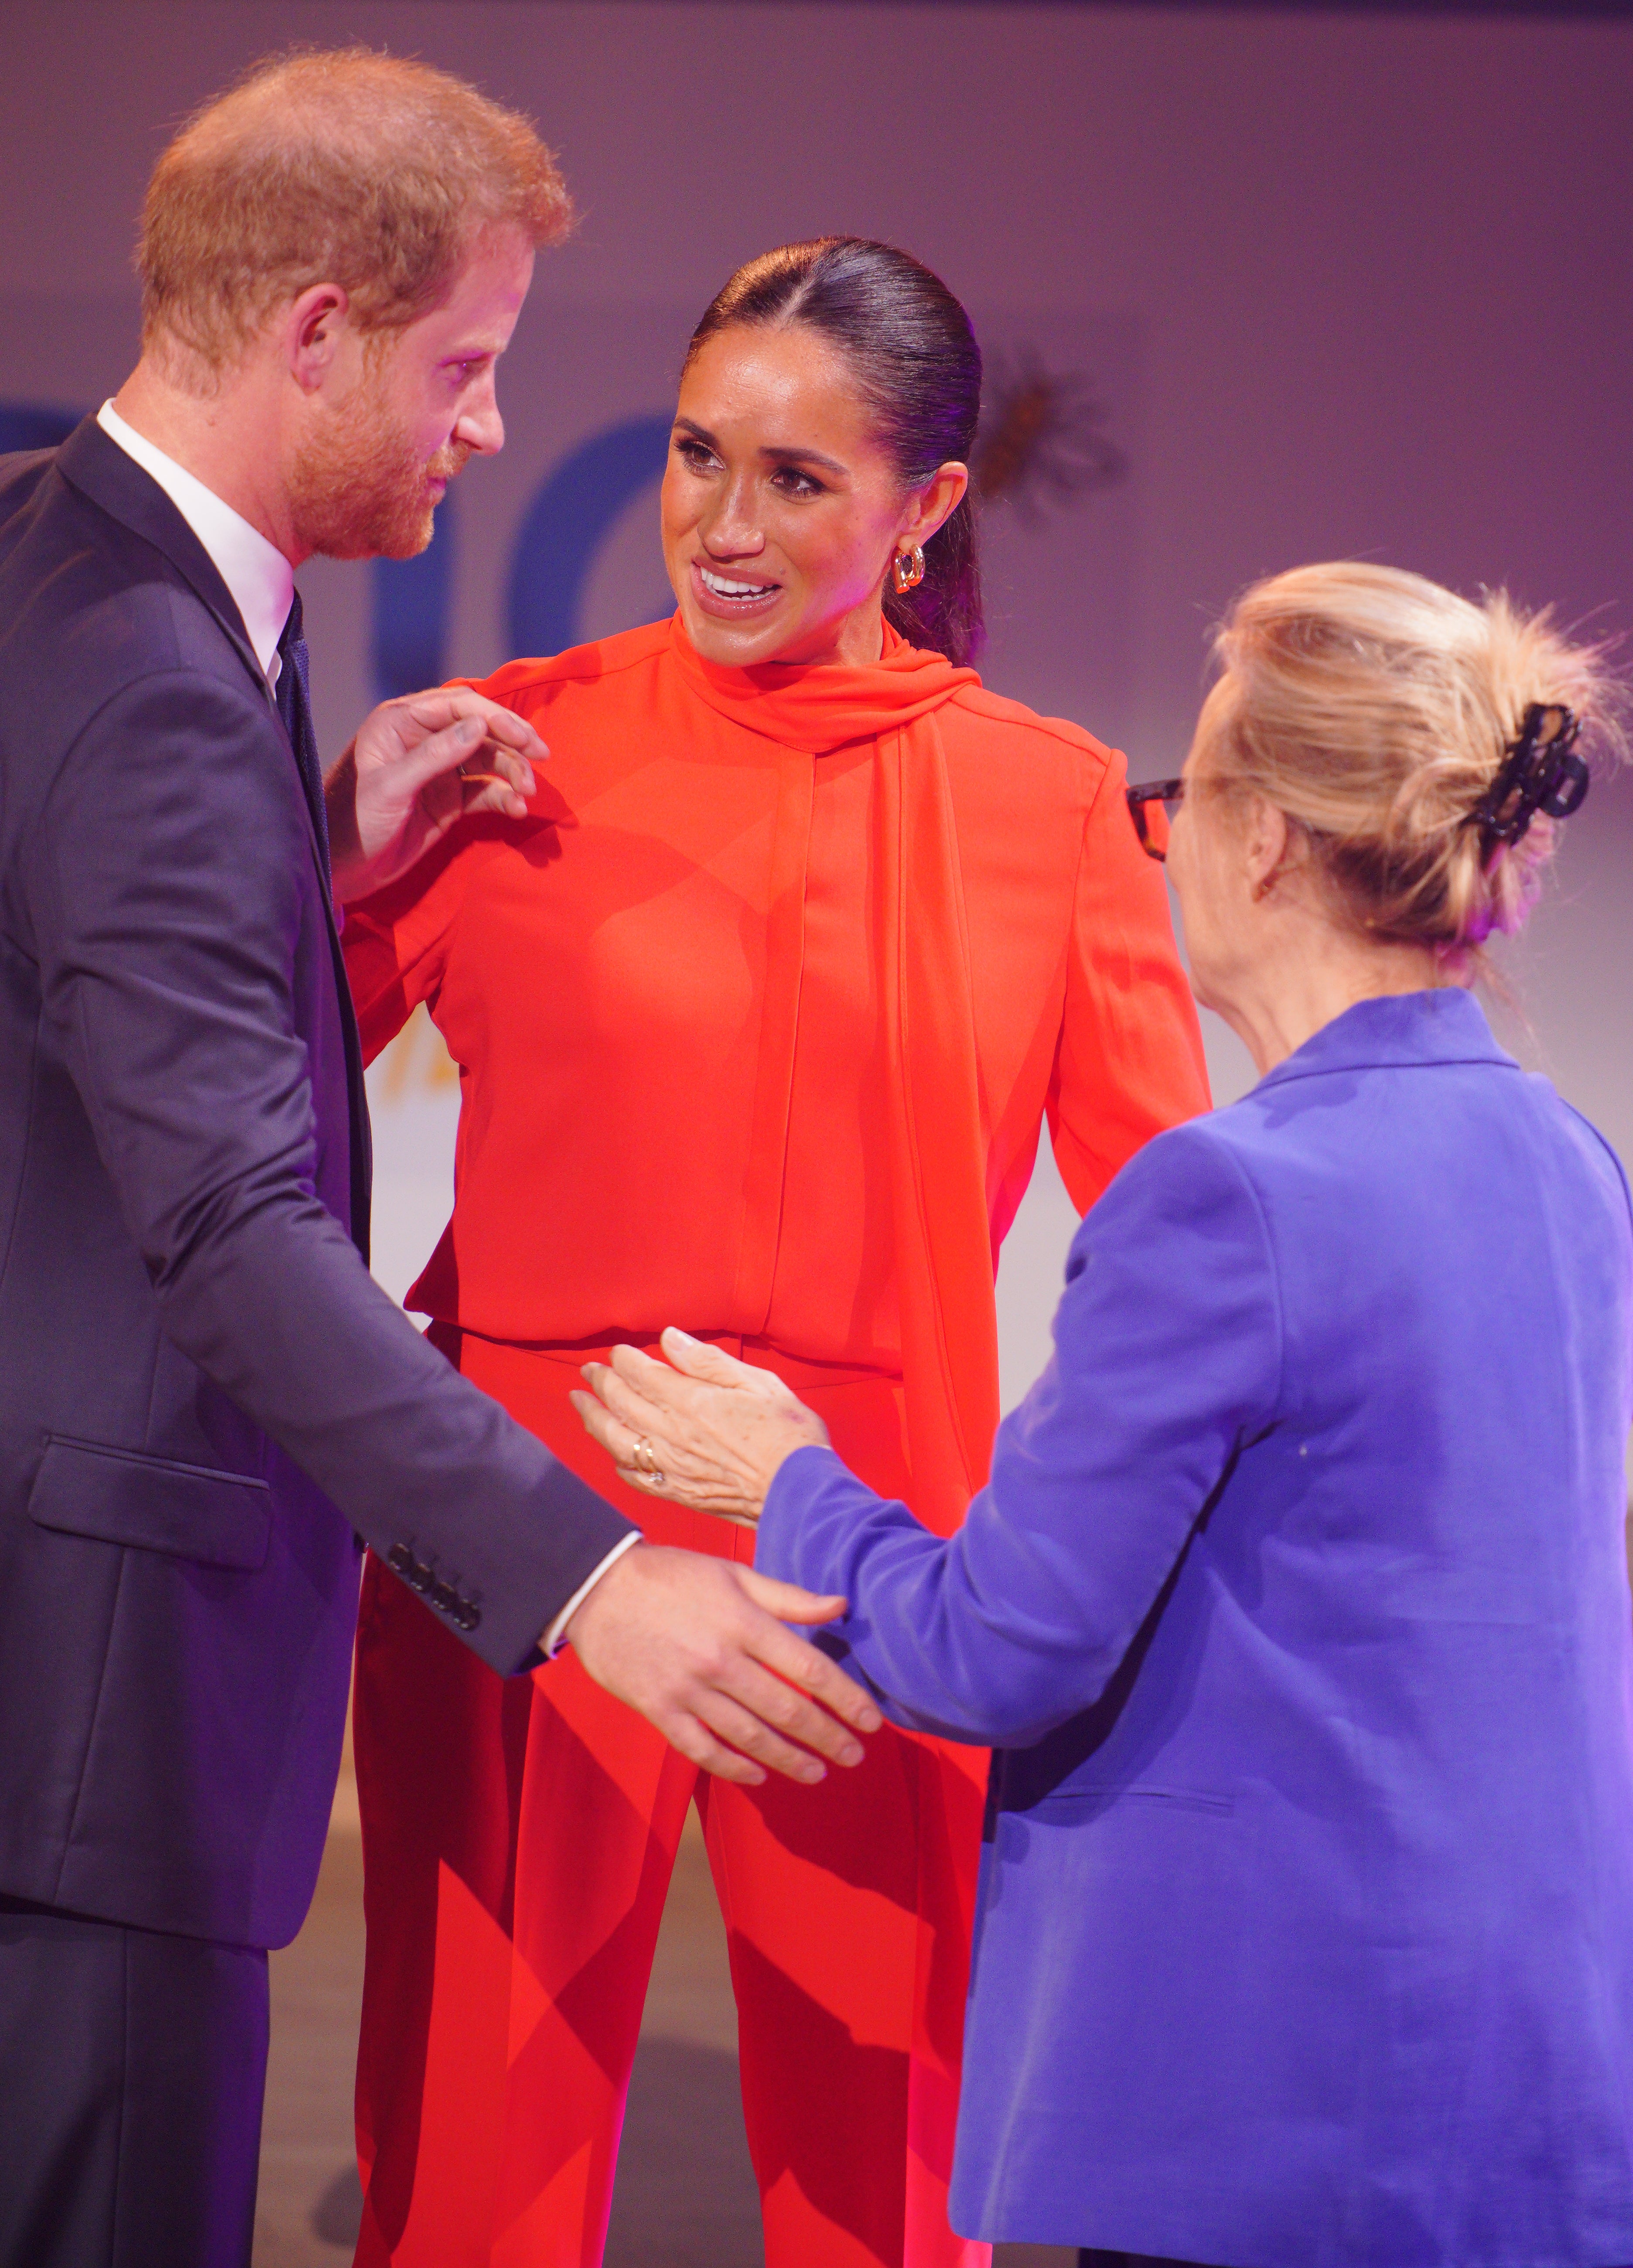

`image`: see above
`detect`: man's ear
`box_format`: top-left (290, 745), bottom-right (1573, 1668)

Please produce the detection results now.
top-left (286, 283), bottom-right (352, 394)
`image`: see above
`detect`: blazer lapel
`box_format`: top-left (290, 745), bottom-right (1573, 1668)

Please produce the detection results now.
top-left (54, 416), bottom-right (372, 1255)
top-left (55, 418), bottom-right (274, 712)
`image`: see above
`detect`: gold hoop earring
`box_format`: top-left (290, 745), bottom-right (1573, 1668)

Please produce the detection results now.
top-left (892, 546), bottom-right (926, 594)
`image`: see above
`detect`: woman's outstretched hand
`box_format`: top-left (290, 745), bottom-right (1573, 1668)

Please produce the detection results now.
top-left (570, 1329), bottom-right (830, 1526)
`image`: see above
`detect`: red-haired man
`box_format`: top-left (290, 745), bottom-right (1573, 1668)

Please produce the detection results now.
top-left (0, 51), bottom-right (876, 2268)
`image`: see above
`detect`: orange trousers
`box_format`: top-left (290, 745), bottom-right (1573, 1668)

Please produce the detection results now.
top-left (352, 1329), bottom-right (991, 2268)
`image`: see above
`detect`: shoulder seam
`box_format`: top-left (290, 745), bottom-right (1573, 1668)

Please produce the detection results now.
top-left (1558, 1098), bottom-right (1633, 1238)
top-left (949, 682), bottom-right (1113, 762)
top-left (1209, 1129), bottom-right (1287, 1426)
top-left (470, 627), bottom-right (670, 701)
top-left (1157, 1116), bottom-right (1287, 1426)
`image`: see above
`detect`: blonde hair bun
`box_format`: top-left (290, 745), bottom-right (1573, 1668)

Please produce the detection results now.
top-left (1198, 561), bottom-right (1623, 966)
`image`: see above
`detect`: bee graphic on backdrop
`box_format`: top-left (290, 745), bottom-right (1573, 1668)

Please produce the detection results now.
top-left (971, 348), bottom-right (1127, 521)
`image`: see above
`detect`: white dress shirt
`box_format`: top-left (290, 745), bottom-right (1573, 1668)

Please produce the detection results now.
top-left (97, 398), bottom-right (637, 1655)
top-left (542, 1530), bottom-right (642, 1657)
top-left (97, 400), bottom-right (294, 687)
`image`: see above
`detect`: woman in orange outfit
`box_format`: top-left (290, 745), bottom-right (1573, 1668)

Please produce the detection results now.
top-left (344, 239), bottom-right (1209, 2268)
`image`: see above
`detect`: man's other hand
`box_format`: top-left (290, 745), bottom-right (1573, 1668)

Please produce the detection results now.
top-left (325, 688), bottom-right (545, 902)
top-left (564, 1543), bottom-right (883, 1786)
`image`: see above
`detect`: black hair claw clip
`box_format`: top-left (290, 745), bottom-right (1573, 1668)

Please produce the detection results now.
top-left (1471, 703), bottom-right (1589, 865)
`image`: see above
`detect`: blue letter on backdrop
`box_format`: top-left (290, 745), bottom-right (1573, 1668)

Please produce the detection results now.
top-left (371, 503), bottom-right (456, 704)
top-left (506, 417), bottom-right (672, 660)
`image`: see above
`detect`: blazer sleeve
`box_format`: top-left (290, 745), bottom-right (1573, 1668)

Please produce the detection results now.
top-left (755, 1120), bottom-right (1282, 1744)
top-left (1047, 748), bottom-right (1211, 1213)
top-left (24, 671), bottom-right (634, 1674)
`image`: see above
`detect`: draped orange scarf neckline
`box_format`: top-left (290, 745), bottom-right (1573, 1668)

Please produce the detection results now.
top-left (666, 612), bottom-right (980, 753)
top-left (668, 616), bottom-right (1001, 1533)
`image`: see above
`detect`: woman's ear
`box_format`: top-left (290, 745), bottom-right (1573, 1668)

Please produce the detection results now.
top-left (1242, 794), bottom-right (1296, 902)
top-left (896, 461), bottom-right (969, 552)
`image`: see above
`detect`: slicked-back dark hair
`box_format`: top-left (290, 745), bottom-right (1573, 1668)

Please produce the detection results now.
top-left (685, 237), bottom-right (984, 665)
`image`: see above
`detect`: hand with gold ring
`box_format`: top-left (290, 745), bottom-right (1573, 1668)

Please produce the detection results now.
top-left (571, 1330), bottom-right (829, 1527)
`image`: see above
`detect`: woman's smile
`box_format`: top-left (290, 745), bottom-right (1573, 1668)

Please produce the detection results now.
top-left (691, 558), bottom-right (783, 617)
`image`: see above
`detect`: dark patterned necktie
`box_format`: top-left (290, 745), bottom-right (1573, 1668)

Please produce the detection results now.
top-left (275, 587), bottom-right (331, 882)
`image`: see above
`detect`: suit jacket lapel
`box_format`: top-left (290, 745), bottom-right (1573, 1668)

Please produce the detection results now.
top-left (54, 416), bottom-right (373, 1254)
top-left (55, 417), bottom-right (275, 713)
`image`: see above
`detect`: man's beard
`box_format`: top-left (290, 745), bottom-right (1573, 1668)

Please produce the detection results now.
top-left (288, 374), bottom-right (471, 563)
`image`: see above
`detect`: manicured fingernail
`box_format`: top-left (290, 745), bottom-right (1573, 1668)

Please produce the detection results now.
top-left (803, 1762), bottom-right (827, 1783)
top-left (839, 1743), bottom-right (864, 1767)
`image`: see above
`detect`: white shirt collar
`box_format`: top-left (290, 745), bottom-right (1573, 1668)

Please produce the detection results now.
top-left (97, 400), bottom-right (294, 687)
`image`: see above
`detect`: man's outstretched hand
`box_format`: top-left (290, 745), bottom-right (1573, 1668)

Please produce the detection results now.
top-left (325, 687), bottom-right (546, 903)
top-left (564, 1542), bottom-right (882, 1786)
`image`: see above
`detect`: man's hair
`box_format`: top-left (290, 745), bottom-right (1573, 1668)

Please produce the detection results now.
top-left (138, 47), bottom-right (574, 373)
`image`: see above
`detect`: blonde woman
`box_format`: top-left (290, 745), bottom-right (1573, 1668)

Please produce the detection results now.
top-left (578, 563), bottom-right (1633, 2268)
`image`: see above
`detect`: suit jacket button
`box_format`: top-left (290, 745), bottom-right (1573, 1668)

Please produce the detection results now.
top-left (458, 1602), bottom-right (482, 1633)
top-left (430, 1580), bottom-right (458, 1615)
top-left (386, 1544), bottom-right (413, 1577)
top-left (408, 1558), bottom-right (434, 1594)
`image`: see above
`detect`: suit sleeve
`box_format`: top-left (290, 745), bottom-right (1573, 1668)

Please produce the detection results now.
top-left (755, 1123), bottom-right (1282, 1744)
top-left (24, 672), bottom-right (634, 1674)
top-left (1047, 747), bottom-right (1211, 1213)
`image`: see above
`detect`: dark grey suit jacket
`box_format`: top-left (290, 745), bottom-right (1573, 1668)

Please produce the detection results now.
top-left (0, 419), bottom-right (633, 1948)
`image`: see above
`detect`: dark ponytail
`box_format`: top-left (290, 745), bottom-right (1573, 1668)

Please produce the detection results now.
top-left (684, 238), bottom-right (984, 665)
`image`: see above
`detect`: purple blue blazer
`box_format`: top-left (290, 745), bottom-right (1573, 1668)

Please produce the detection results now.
top-left (756, 989), bottom-right (1633, 2265)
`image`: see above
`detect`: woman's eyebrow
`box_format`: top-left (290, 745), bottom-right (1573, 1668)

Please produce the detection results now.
top-left (762, 443), bottom-right (849, 477)
top-left (672, 416), bottom-right (848, 478)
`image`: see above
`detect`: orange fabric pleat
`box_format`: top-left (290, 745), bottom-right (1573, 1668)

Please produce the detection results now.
top-left (875, 714), bottom-right (998, 2266)
top-left (877, 712), bottom-right (1000, 1528)
top-left (668, 618), bottom-right (999, 1523)
top-left (663, 615), bottom-right (980, 755)
top-left (617, 625), bottom-right (1001, 2265)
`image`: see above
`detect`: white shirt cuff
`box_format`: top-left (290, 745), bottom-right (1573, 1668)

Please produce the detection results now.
top-left (542, 1530), bottom-right (642, 1658)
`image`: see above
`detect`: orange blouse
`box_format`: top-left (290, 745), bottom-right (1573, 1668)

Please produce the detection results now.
top-left (344, 617), bottom-right (1208, 1530)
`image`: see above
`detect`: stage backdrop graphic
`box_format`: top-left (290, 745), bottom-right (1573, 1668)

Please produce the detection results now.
top-left (3, 0), bottom-right (1630, 1409)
